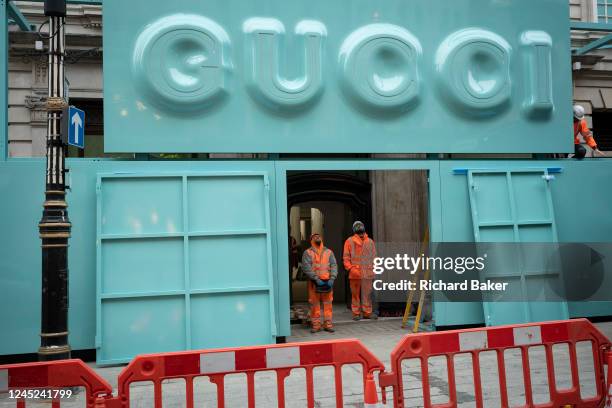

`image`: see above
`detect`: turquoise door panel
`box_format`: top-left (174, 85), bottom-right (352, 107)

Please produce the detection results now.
top-left (102, 238), bottom-right (185, 293)
top-left (190, 292), bottom-right (272, 350)
top-left (100, 177), bottom-right (184, 236)
top-left (466, 169), bottom-right (569, 326)
top-left (96, 172), bottom-right (276, 364)
top-left (103, 0), bottom-right (572, 153)
top-left (101, 297), bottom-right (187, 361)
top-left (190, 235), bottom-right (269, 289)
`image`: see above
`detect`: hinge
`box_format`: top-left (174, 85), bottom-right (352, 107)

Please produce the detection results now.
top-left (264, 179), bottom-right (270, 190)
top-left (95, 335), bottom-right (101, 348)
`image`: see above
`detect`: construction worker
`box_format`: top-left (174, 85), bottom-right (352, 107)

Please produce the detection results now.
top-left (302, 233), bottom-right (338, 333)
top-left (343, 221), bottom-right (378, 320)
top-left (573, 105), bottom-right (604, 158)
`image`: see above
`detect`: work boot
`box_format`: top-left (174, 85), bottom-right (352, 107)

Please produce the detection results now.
top-left (352, 315), bottom-right (361, 321)
top-left (324, 326), bottom-right (335, 333)
top-left (311, 327), bottom-right (320, 333)
top-left (363, 314), bottom-right (378, 320)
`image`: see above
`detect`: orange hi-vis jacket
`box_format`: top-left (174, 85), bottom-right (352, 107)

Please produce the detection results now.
top-left (302, 246), bottom-right (338, 281)
top-left (343, 233), bottom-right (377, 280)
top-left (574, 119), bottom-right (598, 149)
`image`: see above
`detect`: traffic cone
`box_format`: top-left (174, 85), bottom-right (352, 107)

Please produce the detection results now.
top-left (364, 373), bottom-right (380, 407)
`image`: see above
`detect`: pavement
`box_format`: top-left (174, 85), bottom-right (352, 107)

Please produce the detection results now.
top-left (1, 319), bottom-right (611, 408)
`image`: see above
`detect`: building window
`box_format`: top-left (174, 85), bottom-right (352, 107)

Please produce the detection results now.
top-left (592, 111), bottom-right (612, 151)
top-left (597, 1), bottom-right (612, 22)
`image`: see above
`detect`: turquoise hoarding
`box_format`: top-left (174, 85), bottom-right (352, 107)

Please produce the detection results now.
top-left (1, 159), bottom-right (611, 358)
top-left (103, 0), bottom-right (572, 153)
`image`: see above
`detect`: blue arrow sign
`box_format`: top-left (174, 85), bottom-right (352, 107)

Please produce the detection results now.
top-left (67, 106), bottom-right (85, 149)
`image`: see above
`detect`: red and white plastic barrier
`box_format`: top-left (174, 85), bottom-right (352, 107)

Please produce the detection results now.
top-left (0, 359), bottom-right (113, 408)
top-left (379, 318), bottom-right (612, 408)
top-left (115, 338), bottom-right (385, 408)
top-left (0, 319), bottom-right (610, 408)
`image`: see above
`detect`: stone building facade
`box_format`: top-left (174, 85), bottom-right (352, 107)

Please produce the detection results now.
top-left (8, 1), bottom-right (102, 157)
top-left (571, 0), bottom-right (612, 151)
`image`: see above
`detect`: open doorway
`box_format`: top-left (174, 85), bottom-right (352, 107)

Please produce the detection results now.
top-left (286, 170), bottom-right (429, 327)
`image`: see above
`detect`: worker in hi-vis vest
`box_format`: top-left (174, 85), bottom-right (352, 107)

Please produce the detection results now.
top-left (301, 233), bottom-right (338, 333)
top-left (343, 221), bottom-right (378, 321)
top-left (573, 105), bottom-right (605, 158)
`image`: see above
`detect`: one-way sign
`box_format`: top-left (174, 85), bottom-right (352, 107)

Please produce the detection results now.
top-left (67, 106), bottom-right (85, 149)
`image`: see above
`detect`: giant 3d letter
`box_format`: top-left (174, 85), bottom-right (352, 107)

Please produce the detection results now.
top-left (339, 24), bottom-right (422, 113)
top-left (521, 31), bottom-right (554, 119)
top-left (436, 29), bottom-right (511, 117)
top-left (244, 18), bottom-right (326, 111)
top-left (132, 14), bottom-right (231, 112)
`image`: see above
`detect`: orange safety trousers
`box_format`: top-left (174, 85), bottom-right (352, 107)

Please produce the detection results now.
top-left (308, 281), bottom-right (333, 329)
top-left (350, 279), bottom-right (373, 317)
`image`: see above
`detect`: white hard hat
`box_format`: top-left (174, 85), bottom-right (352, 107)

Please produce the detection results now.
top-left (573, 105), bottom-right (585, 120)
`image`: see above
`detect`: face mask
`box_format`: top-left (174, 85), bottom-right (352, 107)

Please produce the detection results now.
top-left (355, 227), bottom-right (365, 234)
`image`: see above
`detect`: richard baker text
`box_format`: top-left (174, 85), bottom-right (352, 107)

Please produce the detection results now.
top-left (374, 279), bottom-right (508, 292)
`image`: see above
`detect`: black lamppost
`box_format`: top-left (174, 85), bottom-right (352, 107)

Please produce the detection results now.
top-left (38, 0), bottom-right (70, 361)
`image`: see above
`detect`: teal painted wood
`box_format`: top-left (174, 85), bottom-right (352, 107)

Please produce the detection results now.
top-left (103, 0), bottom-right (572, 154)
top-left (95, 172), bottom-right (277, 364)
top-left (466, 168), bottom-right (569, 326)
top-left (1, 158), bottom-right (611, 356)
top-left (0, 159), bottom-right (280, 356)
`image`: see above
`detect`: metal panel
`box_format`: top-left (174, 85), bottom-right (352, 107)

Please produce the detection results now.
top-left (467, 169), bottom-right (569, 326)
top-left (96, 172), bottom-right (276, 364)
top-left (7, 2), bottom-right (33, 32)
top-left (103, 0), bottom-right (572, 154)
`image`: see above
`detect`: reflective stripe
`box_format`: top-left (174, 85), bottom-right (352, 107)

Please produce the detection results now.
top-left (200, 351), bottom-right (235, 374)
top-left (349, 239), bottom-right (376, 271)
top-left (266, 347), bottom-right (300, 368)
top-left (459, 331), bottom-right (488, 351)
top-left (307, 248), bottom-right (333, 277)
top-left (0, 369), bottom-right (7, 392)
top-left (513, 326), bottom-right (542, 346)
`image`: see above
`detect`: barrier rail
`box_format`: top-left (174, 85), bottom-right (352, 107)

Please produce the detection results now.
top-left (115, 338), bottom-right (384, 408)
top-left (0, 359), bottom-right (113, 408)
top-left (0, 320), bottom-right (610, 408)
top-left (379, 318), bottom-right (612, 408)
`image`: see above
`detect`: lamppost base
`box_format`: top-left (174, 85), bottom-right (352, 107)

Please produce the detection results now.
top-left (37, 345), bottom-right (71, 361)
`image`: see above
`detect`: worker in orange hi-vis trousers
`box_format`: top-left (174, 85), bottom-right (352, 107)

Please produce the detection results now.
top-left (343, 221), bottom-right (378, 321)
top-left (302, 233), bottom-right (338, 333)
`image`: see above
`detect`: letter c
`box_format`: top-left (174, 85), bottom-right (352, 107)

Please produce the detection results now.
top-left (339, 23), bottom-right (422, 113)
top-left (435, 28), bottom-right (512, 117)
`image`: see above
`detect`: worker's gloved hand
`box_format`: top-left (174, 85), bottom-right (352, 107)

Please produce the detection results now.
top-left (315, 278), bottom-right (325, 286)
top-left (326, 279), bottom-right (335, 289)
